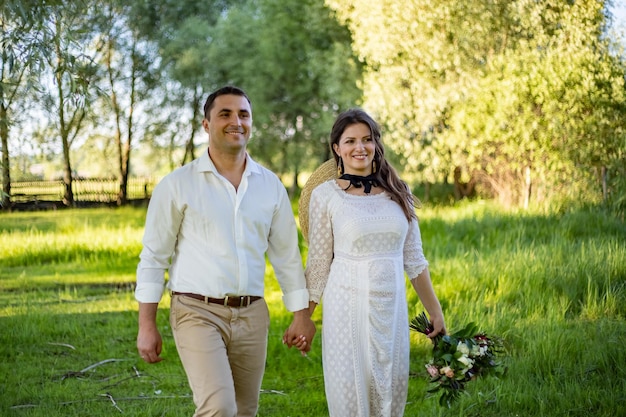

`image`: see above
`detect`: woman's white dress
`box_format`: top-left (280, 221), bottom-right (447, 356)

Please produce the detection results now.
top-left (305, 180), bottom-right (429, 417)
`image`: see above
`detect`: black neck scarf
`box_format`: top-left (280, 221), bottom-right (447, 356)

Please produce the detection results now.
top-left (339, 174), bottom-right (379, 194)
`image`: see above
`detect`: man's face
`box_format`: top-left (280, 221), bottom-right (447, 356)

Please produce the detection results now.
top-left (203, 94), bottom-right (252, 152)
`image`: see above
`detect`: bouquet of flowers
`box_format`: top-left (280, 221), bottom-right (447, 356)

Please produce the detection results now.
top-left (410, 312), bottom-right (505, 407)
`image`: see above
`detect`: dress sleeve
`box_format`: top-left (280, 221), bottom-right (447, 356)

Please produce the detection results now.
top-left (404, 218), bottom-right (429, 279)
top-left (304, 184), bottom-right (334, 304)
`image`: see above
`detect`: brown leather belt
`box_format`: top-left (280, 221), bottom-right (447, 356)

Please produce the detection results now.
top-left (172, 291), bottom-right (262, 308)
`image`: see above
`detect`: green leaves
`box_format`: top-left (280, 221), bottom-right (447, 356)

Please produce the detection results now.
top-left (409, 311), bottom-right (433, 334)
top-left (451, 322), bottom-right (480, 339)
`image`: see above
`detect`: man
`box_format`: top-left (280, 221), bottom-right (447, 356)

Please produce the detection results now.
top-left (135, 85), bottom-right (316, 417)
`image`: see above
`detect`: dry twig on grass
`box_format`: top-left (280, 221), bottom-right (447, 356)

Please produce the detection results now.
top-left (99, 392), bottom-right (123, 413)
top-left (60, 358), bottom-right (131, 380)
top-left (47, 342), bottom-right (76, 350)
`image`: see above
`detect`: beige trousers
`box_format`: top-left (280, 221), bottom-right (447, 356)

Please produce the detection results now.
top-left (170, 294), bottom-right (269, 417)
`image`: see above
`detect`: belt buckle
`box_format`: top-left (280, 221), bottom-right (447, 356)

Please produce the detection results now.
top-left (240, 296), bottom-right (250, 307)
top-left (223, 296), bottom-right (230, 307)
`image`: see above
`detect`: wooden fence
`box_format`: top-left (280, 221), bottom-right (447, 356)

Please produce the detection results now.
top-left (9, 177), bottom-right (158, 204)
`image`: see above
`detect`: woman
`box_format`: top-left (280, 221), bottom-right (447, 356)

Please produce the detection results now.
top-left (304, 109), bottom-right (446, 416)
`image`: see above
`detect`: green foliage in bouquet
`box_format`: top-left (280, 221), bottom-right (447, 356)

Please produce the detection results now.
top-left (410, 312), bottom-right (505, 407)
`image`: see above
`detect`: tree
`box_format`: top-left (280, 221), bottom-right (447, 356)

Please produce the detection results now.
top-left (156, 15), bottom-right (215, 166)
top-left (36, 1), bottom-right (100, 206)
top-left (0, 0), bottom-right (62, 209)
top-left (94, 0), bottom-right (160, 205)
top-left (440, 1), bottom-right (626, 207)
top-left (202, 0), bottom-right (362, 192)
top-left (125, 0), bottom-right (362, 195)
top-left (126, 0), bottom-right (248, 169)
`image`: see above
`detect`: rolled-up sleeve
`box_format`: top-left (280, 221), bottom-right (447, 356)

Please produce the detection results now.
top-left (135, 179), bottom-right (183, 303)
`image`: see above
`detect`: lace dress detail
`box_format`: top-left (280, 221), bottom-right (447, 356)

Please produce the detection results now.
top-left (305, 180), bottom-right (428, 417)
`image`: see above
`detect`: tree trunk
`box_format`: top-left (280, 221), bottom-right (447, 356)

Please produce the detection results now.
top-left (453, 166), bottom-right (476, 200)
top-left (111, 80), bottom-right (125, 204)
top-left (290, 168), bottom-right (299, 199)
top-left (57, 89), bottom-right (74, 206)
top-left (181, 91), bottom-right (202, 166)
top-left (1, 103), bottom-right (11, 210)
top-left (601, 166), bottom-right (608, 203)
top-left (523, 166), bottom-right (532, 209)
top-left (118, 141), bottom-right (130, 206)
top-left (54, 23), bottom-right (74, 207)
top-left (61, 134), bottom-right (74, 206)
top-left (182, 132), bottom-right (196, 166)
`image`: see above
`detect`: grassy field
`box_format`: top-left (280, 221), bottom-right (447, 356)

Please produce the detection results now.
top-left (1, 202), bottom-right (625, 417)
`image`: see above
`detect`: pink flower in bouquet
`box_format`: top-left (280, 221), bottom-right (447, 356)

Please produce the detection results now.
top-left (426, 365), bottom-right (439, 378)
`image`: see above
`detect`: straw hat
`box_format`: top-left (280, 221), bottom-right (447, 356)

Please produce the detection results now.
top-left (299, 159), bottom-right (338, 242)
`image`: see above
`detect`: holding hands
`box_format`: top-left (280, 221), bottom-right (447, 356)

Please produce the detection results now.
top-left (283, 308), bottom-right (316, 356)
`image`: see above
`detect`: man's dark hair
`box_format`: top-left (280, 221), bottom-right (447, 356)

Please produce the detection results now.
top-left (203, 86), bottom-right (251, 120)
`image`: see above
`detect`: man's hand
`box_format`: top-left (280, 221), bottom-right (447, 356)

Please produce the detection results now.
top-left (282, 308), bottom-right (316, 356)
top-left (137, 325), bottom-right (163, 363)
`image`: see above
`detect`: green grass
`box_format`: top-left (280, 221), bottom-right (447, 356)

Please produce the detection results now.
top-left (1, 202), bottom-right (625, 416)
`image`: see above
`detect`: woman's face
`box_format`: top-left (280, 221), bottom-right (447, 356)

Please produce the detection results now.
top-left (333, 122), bottom-right (376, 176)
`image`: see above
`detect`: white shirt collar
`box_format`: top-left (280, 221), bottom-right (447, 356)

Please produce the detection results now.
top-left (197, 149), bottom-right (261, 177)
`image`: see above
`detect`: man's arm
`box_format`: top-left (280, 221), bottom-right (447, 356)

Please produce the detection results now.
top-left (267, 184), bottom-right (317, 354)
top-left (135, 178), bottom-right (182, 363)
top-left (137, 302), bottom-right (163, 363)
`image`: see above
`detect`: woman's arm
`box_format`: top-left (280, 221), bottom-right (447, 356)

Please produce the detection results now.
top-left (411, 268), bottom-right (446, 338)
